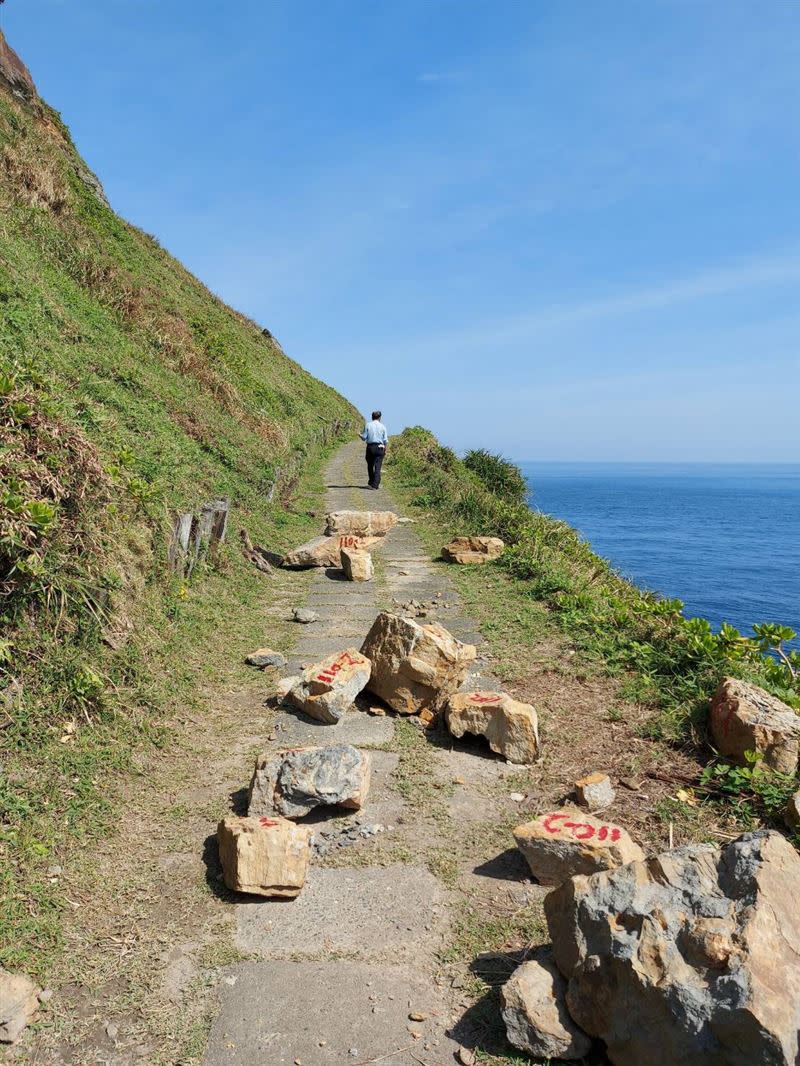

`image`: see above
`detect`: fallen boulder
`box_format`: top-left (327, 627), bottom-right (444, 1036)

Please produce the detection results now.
top-left (248, 744), bottom-right (371, 818)
top-left (325, 510), bottom-right (398, 537)
top-left (545, 829), bottom-right (800, 1066)
top-left (287, 648), bottom-right (371, 723)
top-left (217, 815), bottom-right (312, 898)
top-left (360, 612), bottom-right (476, 715)
top-left (445, 691), bottom-right (539, 763)
top-left (341, 546), bottom-right (373, 582)
top-left (292, 607), bottom-right (319, 624)
top-left (709, 676), bottom-right (800, 773)
top-left (442, 535), bottom-right (504, 564)
top-left (0, 969), bottom-right (40, 1044)
top-left (514, 808), bottom-right (644, 886)
top-left (574, 772), bottom-right (615, 809)
top-left (282, 534), bottom-right (379, 569)
top-left (501, 951), bottom-right (591, 1061)
top-left (275, 675), bottom-right (300, 700)
top-left (245, 647), bottom-right (287, 669)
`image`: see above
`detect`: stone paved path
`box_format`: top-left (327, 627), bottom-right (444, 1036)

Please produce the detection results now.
top-left (204, 442), bottom-right (520, 1066)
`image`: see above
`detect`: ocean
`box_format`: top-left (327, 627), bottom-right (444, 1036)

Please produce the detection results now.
top-left (519, 463), bottom-right (800, 641)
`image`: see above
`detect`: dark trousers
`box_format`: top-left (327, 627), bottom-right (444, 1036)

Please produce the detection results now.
top-left (365, 443), bottom-right (385, 488)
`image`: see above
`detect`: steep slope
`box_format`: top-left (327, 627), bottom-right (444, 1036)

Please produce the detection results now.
top-left (0, 31), bottom-right (358, 972)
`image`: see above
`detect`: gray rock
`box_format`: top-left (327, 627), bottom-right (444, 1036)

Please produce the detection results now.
top-left (709, 676), bottom-right (800, 773)
top-left (245, 647), bottom-right (287, 669)
top-left (292, 608), bottom-right (319, 624)
top-left (545, 830), bottom-right (800, 1066)
top-left (0, 968), bottom-right (40, 1044)
top-left (248, 745), bottom-right (372, 818)
top-left (501, 950), bottom-right (591, 1060)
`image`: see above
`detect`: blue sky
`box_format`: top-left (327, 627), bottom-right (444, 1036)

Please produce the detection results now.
top-left (3, 0), bottom-right (799, 460)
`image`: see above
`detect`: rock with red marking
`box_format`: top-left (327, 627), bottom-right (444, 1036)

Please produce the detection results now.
top-left (501, 950), bottom-right (591, 1060)
top-left (710, 677), bottom-right (800, 774)
top-left (442, 535), bottom-right (504, 564)
top-left (287, 649), bottom-right (371, 724)
top-left (0, 969), bottom-right (40, 1045)
top-left (513, 808), bottom-right (644, 886)
top-left (325, 510), bottom-right (398, 537)
top-left (248, 744), bottom-right (371, 818)
top-left (217, 815), bottom-right (312, 897)
top-left (445, 691), bottom-right (539, 763)
top-left (282, 534), bottom-right (380, 569)
top-left (361, 613), bottom-right (476, 716)
top-left (341, 546), bottom-right (373, 582)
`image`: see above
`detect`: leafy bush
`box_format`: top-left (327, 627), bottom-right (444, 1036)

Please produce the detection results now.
top-left (463, 448), bottom-right (528, 505)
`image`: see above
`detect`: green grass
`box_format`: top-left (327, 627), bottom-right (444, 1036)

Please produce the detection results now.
top-left (0, 80), bottom-right (358, 975)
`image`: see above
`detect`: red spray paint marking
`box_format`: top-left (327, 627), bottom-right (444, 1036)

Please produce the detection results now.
top-left (316, 650), bottom-right (365, 684)
top-left (541, 812), bottom-right (620, 843)
top-left (468, 693), bottom-right (502, 704)
top-left (258, 817), bottom-right (280, 828)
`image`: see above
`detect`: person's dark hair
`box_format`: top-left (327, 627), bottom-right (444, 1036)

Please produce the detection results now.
top-left (371, 410), bottom-right (381, 421)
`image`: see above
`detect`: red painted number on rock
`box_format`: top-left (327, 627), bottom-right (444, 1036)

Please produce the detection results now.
top-left (316, 650), bottom-right (364, 683)
top-left (541, 812), bottom-right (620, 843)
top-left (468, 693), bottom-right (501, 704)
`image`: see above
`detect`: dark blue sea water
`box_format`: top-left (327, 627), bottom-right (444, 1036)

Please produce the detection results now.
top-left (519, 463), bottom-right (800, 641)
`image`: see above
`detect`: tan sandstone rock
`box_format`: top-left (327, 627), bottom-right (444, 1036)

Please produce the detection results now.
top-left (785, 788), bottom-right (800, 830)
top-left (341, 546), bottom-right (373, 582)
top-left (0, 969), bottom-right (40, 1045)
top-left (514, 808), bottom-right (644, 886)
top-left (446, 691), bottom-right (540, 763)
top-left (442, 535), bottom-right (505, 565)
top-left (710, 676), bottom-right (800, 773)
top-left (217, 815), bottom-right (312, 898)
top-left (287, 649), bottom-right (371, 724)
top-left (501, 951), bottom-right (591, 1061)
top-left (248, 744), bottom-right (371, 818)
top-left (325, 510), bottom-right (398, 537)
top-left (575, 772), bottom-right (615, 809)
top-left (360, 612), bottom-right (476, 715)
top-left (545, 829), bottom-right (800, 1066)
top-left (282, 534), bottom-right (379, 569)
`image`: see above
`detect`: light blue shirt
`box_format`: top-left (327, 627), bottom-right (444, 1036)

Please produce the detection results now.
top-left (360, 419), bottom-right (388, 446)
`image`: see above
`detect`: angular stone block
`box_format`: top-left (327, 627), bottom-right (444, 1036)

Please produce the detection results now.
top-left (217, 815), bottom-right (312, 898)
top-left (446, 691), bottom-right (539, 763)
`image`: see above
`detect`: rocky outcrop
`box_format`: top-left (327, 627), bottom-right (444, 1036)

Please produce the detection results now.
top-left (514, 809), bottom-right (644, 886)
top-left (325, 511), bottom-right (398, 537)
top-left (341, 546), bottom-right (373, 582)
top-left (360, 613), bottom-right (476, 715)
top-left (0, 969), bottom-right (40, 1044)
top-left (0, 32), bottom-right (36, 102)
top-left (248, 745), bottom-right (371, 818)
top-left (709, 676), bottom-right (800, 773)
top-left (217, 815), bottom-right (312, 897)
top-left (282, 534), bottom-right (379, 569)
top-left (445, 691), bottom-right (539, 763)
top-left (574, 772), bottom-right (615, 809)
top-left (286, 649), bottom-right (371, 723)
top-left (545, 830), bottom-right (800, 1066)
top-left (442, 536), bottom-right (504, 564)
top-left (501, 952), bottom-right (591, 1061)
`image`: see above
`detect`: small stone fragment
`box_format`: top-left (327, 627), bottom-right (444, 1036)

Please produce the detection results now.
top-left (341, 546), bottom-right (373, 582)
top-left (510, 792), bottom-right (525, 802)
top-left (0, 969), bottom-right (40, 1044)
top-left (286, 649), bottom-right (371, 723)
top-left (456, 1049), bottom-right (476, 1065)
top-left (361, 612), bottom-right (476, 715)
top-left (513, 808), bottom-right (645, 886)
top-left (367, 705), bottom-right (386, 717)
top-left (710, 675), bottom-right (800, 773)
top-left (325, 510), bottom-right (398, 537)
top-left (217, 815), bottom-right (312, 897)
top-left (575, 772), bottom-right (615, 809)
top-left (501, 951), bottom-right (591, 1060)
top-left (248, 745), bottom-right (371, 818)
top-left (245, 647), bottom-right (287, 669)
top-left (409, 1010), bottom-right (429, 1021)
top-left (292, 608), bottom-right (319, 624)
top-left (446, 691), bottom-right (539, 763)
top-left (442, 535), bottom-right (505, 565)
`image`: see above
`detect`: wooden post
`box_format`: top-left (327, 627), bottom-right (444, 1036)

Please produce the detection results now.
top-left (168, 512), bottom-right (193, 572)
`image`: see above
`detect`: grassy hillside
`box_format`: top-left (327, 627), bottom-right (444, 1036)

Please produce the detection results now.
top-left (0, 33), bottom-right (358, 973)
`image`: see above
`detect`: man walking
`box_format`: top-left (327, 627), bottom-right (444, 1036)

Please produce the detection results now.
top-left (359, 410), bottom-right (388, 489)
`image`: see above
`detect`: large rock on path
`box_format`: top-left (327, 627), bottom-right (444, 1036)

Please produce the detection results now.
top-left (545, 829), bottom-right (800, 1066)
top-left (282, 534), bottom-right (379, 569)
top-left (360, 612), bottom-right (476, 715)
top-left (0, 969), bottom-right (40, 1044)
top-left (217, 815), bottom-right (312, 898)
top-left (248, 744), bottom-right (371, 818)
top-left (341, 546), bottom-right (373, 582)
top-left (287, 649), bottom-right (371, 724)
top-left (514, 808), bottom-right (644, 886)
top-left (501, 952), bottom-right (591, 1061)
top-left (442, 535), bottom-right (504, 564)
top-left (710, 676), bottom-right (800, 773)
top-left (325, 510), bottom-right (398, 537)
top-left (446, 691), bottom-right (539, 763)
